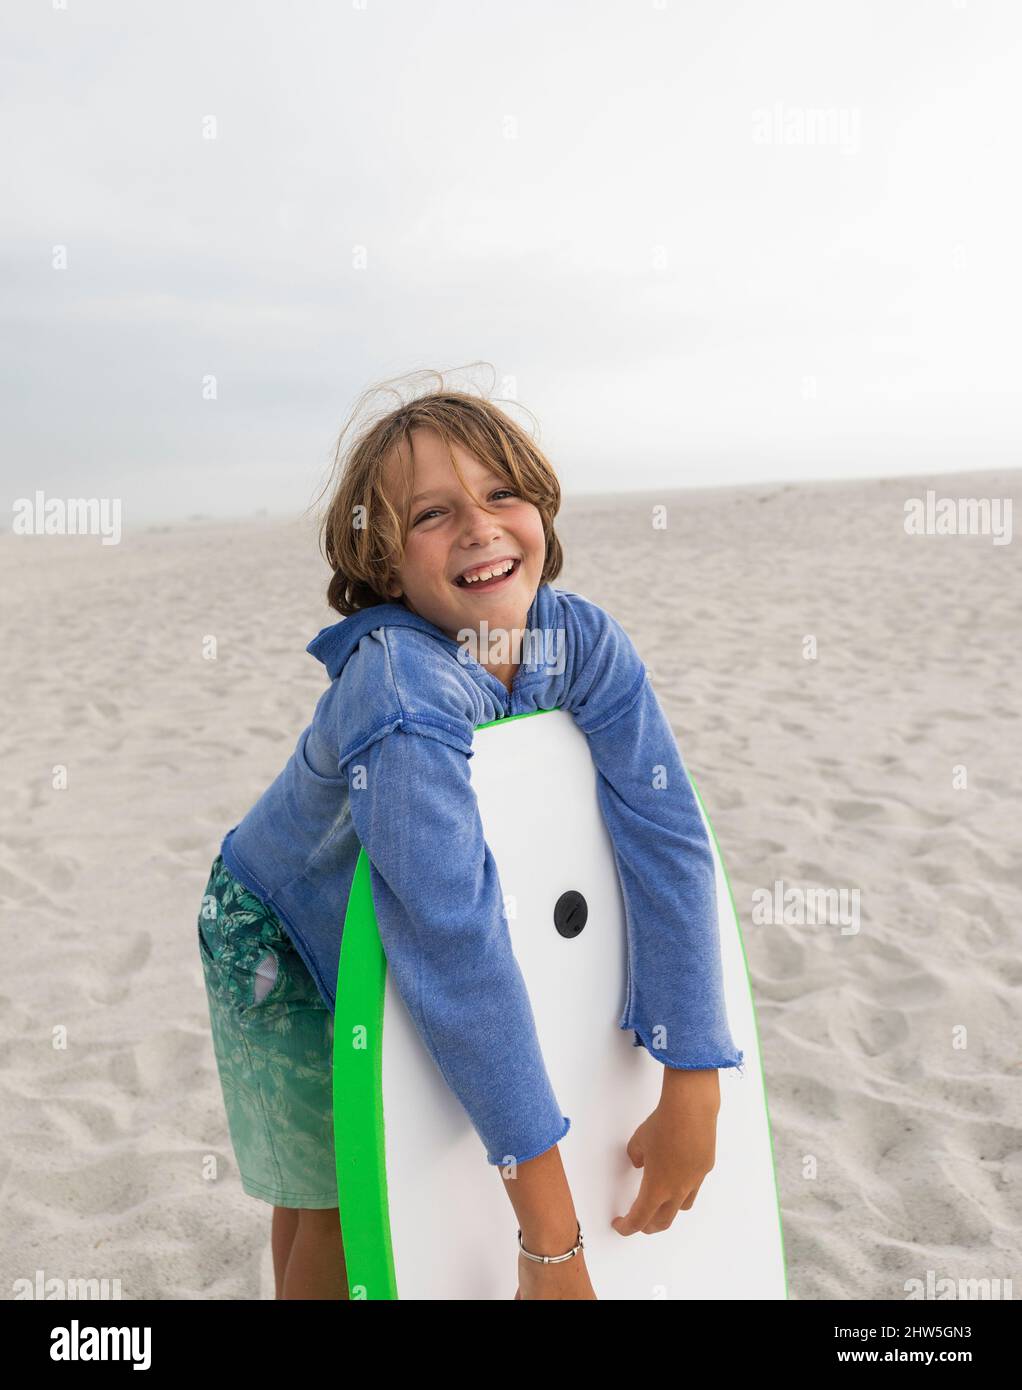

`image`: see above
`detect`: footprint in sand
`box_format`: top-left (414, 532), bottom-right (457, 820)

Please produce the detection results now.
top-left (87, 933), bottom-right (152, 1006)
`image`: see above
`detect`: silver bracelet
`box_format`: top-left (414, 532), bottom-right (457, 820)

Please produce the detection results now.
top-left (517, 1221), bottom-right (584, 1264)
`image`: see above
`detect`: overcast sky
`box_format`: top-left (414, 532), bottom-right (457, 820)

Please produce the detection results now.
top-left (3, 0), bottom-right (1020, 525)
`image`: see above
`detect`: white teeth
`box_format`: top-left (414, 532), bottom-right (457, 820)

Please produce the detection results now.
top-left (458, 559), bottom-right (515, 585)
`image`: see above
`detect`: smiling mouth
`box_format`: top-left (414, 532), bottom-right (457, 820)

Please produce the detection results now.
top-left (452, 557), bottom-right (522, 591)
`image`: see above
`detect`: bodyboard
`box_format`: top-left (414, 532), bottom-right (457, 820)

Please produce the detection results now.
top-left (333, 706), bottom-right (786, 1300)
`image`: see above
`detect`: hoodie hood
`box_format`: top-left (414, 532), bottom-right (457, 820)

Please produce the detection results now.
top-left (305, 603), bottom-right (448, 681)
top-left (306, 586), bottom-right (550, 682)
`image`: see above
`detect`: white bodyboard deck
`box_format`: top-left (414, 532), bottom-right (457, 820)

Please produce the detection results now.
top-left (334, 707), bottom-right (786, 1300)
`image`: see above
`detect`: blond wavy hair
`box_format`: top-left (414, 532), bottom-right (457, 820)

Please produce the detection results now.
top-left (306, 367), bottom-right (564, 616)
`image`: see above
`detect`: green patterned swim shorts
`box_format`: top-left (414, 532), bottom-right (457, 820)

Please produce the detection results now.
top-left (197, 854), bottom-right (338, 1208)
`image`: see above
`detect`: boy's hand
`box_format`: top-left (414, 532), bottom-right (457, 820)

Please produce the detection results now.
top-left (611, 1067), bottom-right (720, 1236)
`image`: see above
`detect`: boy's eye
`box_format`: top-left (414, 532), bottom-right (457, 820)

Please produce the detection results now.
top-left (413, 488), bottom-right (518, 525)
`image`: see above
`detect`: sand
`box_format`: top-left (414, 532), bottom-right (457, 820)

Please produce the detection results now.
top-left (1, 468), bottom-right (1019, 1300)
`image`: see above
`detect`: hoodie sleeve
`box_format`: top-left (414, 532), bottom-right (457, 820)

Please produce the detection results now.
top-left (343, 721), bottom-right (571, 1167)
top-left (566, 601), bottom-right (744, 1072)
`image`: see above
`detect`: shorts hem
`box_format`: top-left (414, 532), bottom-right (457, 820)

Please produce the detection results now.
top-left (239, 1174), bottom-right (339, 1208)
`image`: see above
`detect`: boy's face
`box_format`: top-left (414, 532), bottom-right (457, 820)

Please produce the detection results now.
top-left (382, 429), bottom-right (546, 643)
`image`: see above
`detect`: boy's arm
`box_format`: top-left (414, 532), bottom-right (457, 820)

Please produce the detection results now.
top-left (345, 724), bottom-right (571, 1166)
top-left (585, 674), bottom-right (743, 1070)
top-left (564, 601), bottom-right (743, 1071)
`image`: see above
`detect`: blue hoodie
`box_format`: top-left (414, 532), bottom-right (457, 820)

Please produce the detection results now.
top-left (219, 582), bottom-right (743, 1167)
